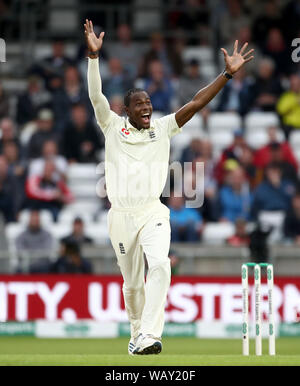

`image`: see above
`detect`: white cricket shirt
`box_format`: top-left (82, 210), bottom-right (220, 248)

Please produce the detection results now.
top-left (103, 113), bottom-right (181, 208)
top-left (88, 58), bottom-right (182, 209)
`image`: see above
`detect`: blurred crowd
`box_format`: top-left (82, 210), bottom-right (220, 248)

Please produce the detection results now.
top-left (1, 0), bottom-right (300, 272)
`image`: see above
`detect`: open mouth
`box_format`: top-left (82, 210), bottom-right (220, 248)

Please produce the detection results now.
top-left (141, 113), bottom-right (151, 125)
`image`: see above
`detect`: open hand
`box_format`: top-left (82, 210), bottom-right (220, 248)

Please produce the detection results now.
top-left (84, 19), bottom-right (105, 53)
top-left (221, 40), bottom-right (254, 75)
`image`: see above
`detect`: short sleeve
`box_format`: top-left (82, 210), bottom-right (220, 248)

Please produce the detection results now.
top-left (155, 113), bottom-right (182, 139)
top-left (97, 111), bottom-right (124, 137)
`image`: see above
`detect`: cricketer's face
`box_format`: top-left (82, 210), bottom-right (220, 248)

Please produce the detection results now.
top-left (126, 91), bottom-right (153, 130)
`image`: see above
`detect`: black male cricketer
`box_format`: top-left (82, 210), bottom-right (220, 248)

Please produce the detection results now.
top-left (84, 19), bottom-right (254, 355)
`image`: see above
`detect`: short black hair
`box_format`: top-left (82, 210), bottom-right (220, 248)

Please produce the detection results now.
top-left (265, 162), bottom-right (281, 172)
top-left (188, 58), bottom-right (199, 66)
top-left (269, 142), bottom-right (281, 151)
top-left (73, 216), bottom-right (83, 224)
top-left (64, 240), bottom-right (80, 256)
top-left (71, 102), bottom-right (86, 110)
top-left (124, 88), bottom-right (145, 107)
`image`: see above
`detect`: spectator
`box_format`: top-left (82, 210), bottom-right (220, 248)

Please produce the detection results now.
top-left (52, 65), bottom-right (91, 132)
top-left (198, 139), bottom-right (216, 182)
top-left (254, 126), bottom-right (298, 172)
top-left (262, 28), bottom-right (291, 76)
top-left (219, 0), bottom-right (249, 45)
top-left (61, 217), bottom-right (93, 246)
top-left (27, 109), bottom-right (58, 159)
top-left (139, 32), bottom-right (181, 79)
top-left (3, 141), bottom-right (26, 178)
top-left (0, 155), bottom-right (19, 222)
top-left (177, 59), bottom-right (208, 106)
top-left (200, 154), bottom-right (218, 221)
top-left (166, 33), bottom-right (186, 77)
top-left (215, 130), bottom-right (251, 184)
top-left (282, 0), bottom-right (300, 43)
top-left (168, 0), bottom-right (209, 45)
top-left (218, 166), bottom-right (252, 223)
top-left (51, 240), bottom-right (92, 274)
top-left (238, 145), bottom-right (257, 187)
top-left (252, 57), bottom-right (283, 111)
top-left (62, 103), bottom-right (103, 163)
top-left (251, 163), bottom-right (295, 219)
top-left (2, 141), bottom-right (26, 212)
top-left (16, 75), bottom-right (52, 126)
top-left (183, 141), bottom-right (218, 221)
top-left (0, 0), bottom-right (10, 39)
top-left (0, 117), bottom-right (22, 155)
top-left (227, 218), bottom-right (250, 247)
top-left (103, 57), bottom-right (133, 99)
top-left (216, 67), bottom-right (255, 116)
top-left (26, 160), bottom-right (74, 221)
top-left (252, 0), bottom-right (284, 50)
top-left (180, 138), bottom-right (203, 164)
top-left (30, 39), bottom-right (74, 92)
top-left (107, 23), bottom-right (140, 79)
top-left (283, 192), bottom-right (300, 245)
top-left (277, 73), bottom-right (300, 139)
top-left (265, 142), bottom-right (298, 183)
top-left (109, 94), bottom-right (125, 116)
top-left (142, 60), bottom-right (174, 113)
top-left (168, 192), bottom-right (203, 242)
top-left (28, 139), bottom-right (68, 179)
top-left (15, 210), bottom-right (54, 265)
top-left (0, 82), bottom-right (9, 119)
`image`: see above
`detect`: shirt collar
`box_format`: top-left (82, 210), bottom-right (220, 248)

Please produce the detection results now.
top-left (125, 117), bottom-right (154, 132)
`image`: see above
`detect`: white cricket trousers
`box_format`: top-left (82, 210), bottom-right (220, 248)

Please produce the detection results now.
top-left (107, 199), bottom-right (171, 339)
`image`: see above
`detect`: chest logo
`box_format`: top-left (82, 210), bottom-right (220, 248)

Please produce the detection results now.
top-left (149, 130), bottom-right (156, 139)
top-left (121, 128), bottom-right (130, 135)
top-left (119, 242), bottom-right (126, 254)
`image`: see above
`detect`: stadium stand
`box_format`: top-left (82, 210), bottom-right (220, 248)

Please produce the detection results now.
top-left (207, 112), bottom-right (242, 133)
top-left (0, 0), bottom-right (300, 274)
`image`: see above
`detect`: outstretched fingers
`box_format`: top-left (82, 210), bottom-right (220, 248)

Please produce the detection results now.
top-left (84, 19), bottom-right (90, 33)
top-left (89, 20), bottom-right (94, 32)
top-left (243, 48), bottom-right (254, 59)
top-left (244, 55), bottom-right (254, 63)
top-left (239, 42), bottom-right (248, 55)
top-left (84, 19), bottom-right (93, 33)
top-left (220, 48), bottom-right (228, 58)
top-left (233, 40), bottom-right (238, 55)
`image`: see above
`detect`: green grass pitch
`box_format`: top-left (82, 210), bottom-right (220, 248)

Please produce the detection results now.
top-left (0, 337), bottom-right (300, 366)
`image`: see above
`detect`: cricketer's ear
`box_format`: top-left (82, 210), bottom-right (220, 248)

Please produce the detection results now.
top-left (124, 105), bottom-right (131, 118)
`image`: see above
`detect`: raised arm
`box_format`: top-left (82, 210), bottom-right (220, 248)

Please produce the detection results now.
top-left (84, 19), bottom-right (111, 129)
top-left (175, 40), bottom-right (254, 128)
